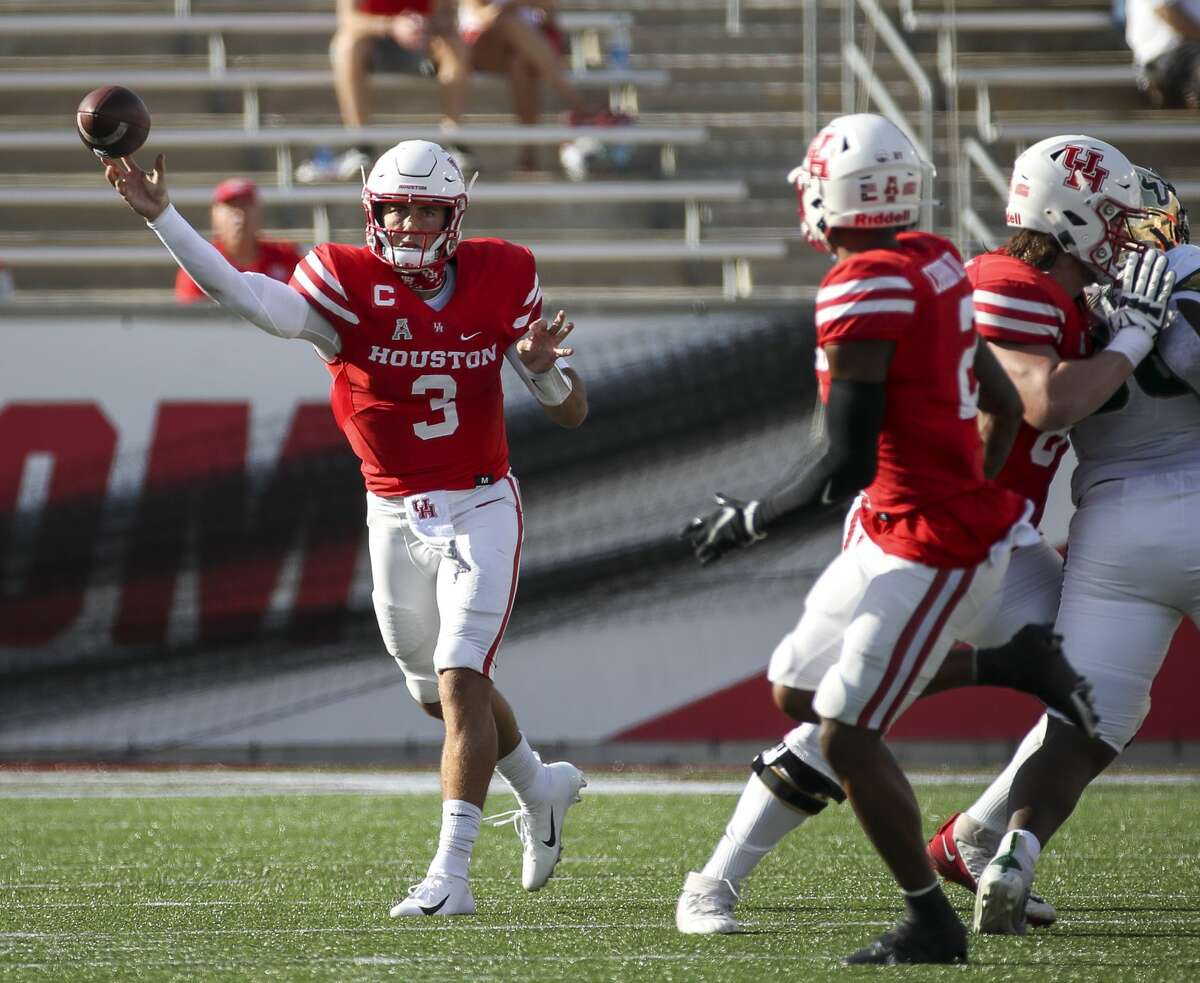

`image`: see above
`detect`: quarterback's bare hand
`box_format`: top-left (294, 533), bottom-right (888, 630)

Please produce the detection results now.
top-left (516, 309), bottom-right (575, 373)
top-left (682, 493), bottom-right (766, 565)
top-left (103, 153), bottom-right (169, 223)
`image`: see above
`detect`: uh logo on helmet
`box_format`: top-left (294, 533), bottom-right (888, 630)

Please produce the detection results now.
top-left (362, 139), bottom-right (470, 276)
top-left (786, 113), bottom-right (927, 253)
top-left (1005, 134), bottom-right (1148, 282)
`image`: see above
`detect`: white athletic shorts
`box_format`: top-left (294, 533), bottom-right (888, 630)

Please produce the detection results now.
top-left (767, 509), bottom-right (1030, 732)
top-left (1053, 470), bottom-right (1200, 750)
top-left (366, 474), bottom-right (523, 704)
top-left (959, 537), bottom-right (1064, 648)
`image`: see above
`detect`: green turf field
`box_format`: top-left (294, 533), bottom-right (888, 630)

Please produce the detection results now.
top-left (2, 777), bottom-right (1198, 981)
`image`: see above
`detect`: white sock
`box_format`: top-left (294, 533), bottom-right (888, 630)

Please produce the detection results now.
top-left (427, 800), bottom-right (481, 880)
top-left (495, 734), bottom-right (546, 810)
top-left (701, 773), bottom-right (807, 888)
top-left (966, 713), bottom-right (1048, 833)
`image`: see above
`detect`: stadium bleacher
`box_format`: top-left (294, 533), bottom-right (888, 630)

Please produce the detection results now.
top-left (894, 0), bottom-right (1199, 247)
top-left (0, 0), bottom-right (817, 309)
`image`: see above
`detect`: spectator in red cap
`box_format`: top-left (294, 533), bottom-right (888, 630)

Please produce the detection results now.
top-left (175, 178), bottom-right (303, 304)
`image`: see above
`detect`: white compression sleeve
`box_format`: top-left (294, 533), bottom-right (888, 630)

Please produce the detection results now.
top-left (148, 205), bottom-right (341, 359)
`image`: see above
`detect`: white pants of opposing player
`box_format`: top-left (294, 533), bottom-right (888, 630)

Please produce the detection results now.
top-left (768, 515), bottom-right (1033, 732)
top-left (1052, 470), bottom-right (1200, 751)
top-left (366, 475), bottom-right (522, 704)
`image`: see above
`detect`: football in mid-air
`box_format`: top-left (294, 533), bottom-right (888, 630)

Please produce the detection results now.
top-left (76, 85), bottom-right (150, 159)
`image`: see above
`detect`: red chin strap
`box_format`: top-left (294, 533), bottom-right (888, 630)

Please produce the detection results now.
top-left (399, 260), bottom-right (448, 293)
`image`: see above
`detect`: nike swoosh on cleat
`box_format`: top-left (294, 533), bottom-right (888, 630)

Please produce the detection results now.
top-left (418, 895), bottom-right (450, 915)
top-left (542, 808), bottom-right (556, 848)
top-left (941, 837), bottom-right (957, 863)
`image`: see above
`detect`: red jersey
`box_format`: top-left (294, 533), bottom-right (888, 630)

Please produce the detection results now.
top-left (289, 239), bottom-right (542, 496)
top-left (176, 239), bottom-right (301, 304)
top-left (815, 231), bottom-right (1027, 568)
top-left (969, 251), bottom-right (1093, 525)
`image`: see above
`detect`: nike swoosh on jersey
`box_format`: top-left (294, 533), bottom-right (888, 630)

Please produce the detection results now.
top-left (542, 808), bottom-right (556, 848)
top-left (418, 895), bottom-right (450, 915)
top-left (460, 332), bottom-right (482, 341)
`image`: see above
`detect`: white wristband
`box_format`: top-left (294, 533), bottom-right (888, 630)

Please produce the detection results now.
top-left (1106, 326), bottom-right (1155, 367)
top-left (527, 362), bottom-right (574, 406)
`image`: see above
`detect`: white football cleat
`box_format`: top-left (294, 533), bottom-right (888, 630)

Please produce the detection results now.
top-left (492, 761), bottom-right (586, 891)
top-left (675, 871), bottom-right (740, 934)
top-left (388, 873), bottom-right (475, 917)
top-left (928, 812), bottom-right (1057, 926)
top-left (973, 832), bottom-right (1036, 935)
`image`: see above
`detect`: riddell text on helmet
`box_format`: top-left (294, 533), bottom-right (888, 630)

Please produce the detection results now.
top-left (853, 210), bottom-right (911, 226)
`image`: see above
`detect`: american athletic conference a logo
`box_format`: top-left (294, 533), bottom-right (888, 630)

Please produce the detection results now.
top-left (1059, 145), bottom-right (1109, 194)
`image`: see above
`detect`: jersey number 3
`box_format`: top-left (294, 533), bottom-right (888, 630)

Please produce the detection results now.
top-left (412, 374), bottom-right (459, 440)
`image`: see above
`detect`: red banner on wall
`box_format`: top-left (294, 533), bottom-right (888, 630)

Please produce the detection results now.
top-left (614, 619), bottom-right (1200, 744)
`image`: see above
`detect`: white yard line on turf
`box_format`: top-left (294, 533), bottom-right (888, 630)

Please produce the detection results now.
top-left (0, 770), bottom-right (1195, 798)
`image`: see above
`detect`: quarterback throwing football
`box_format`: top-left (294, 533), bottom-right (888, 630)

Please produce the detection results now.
top-left (102, 140), bottom-right (588, 917)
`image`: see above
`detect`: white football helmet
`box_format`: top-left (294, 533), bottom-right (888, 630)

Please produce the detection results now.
top-left (362, 140), bottom-right (469, 273)
top-left (1005, 135), bottom-right (1146, 281)
top-left (786, 113), bottom-right (926, 252)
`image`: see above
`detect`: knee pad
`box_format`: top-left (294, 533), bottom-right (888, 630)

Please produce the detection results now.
top-left (372, 593), bottom-right (434, 659)
top-left (403, 672), bottom-right (440, 705)
top-left (752, 741), bottom-right (846, 815)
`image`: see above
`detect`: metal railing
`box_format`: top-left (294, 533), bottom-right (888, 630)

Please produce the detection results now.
top-left (959, 137), bottom-right (1009, 251)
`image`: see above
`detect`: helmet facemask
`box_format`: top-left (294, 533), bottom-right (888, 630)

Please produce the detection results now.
top-left (1070, 192), bottom-right (1151, 282)
top-left (365, 195), bottom-right (463, 272)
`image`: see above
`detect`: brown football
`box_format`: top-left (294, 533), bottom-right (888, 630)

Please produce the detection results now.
top-left (76, 85), bottom-right (150, 159)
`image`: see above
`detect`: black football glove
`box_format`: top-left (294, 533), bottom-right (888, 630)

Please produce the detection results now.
top-left (682, 493), bottom-right (766, 565)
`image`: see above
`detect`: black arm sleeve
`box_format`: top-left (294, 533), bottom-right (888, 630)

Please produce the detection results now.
top-left (755, 378), bottom-right (886, 530)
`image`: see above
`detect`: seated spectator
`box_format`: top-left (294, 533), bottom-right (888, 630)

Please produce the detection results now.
top-left (175, 179), bottom-right (302, 304)
top-left (296, 0), bottom-right (470, 183)
top-left (460, 1), bottom-right (631, 174)
top-left (1126, 0), bottom-right (1200, 108)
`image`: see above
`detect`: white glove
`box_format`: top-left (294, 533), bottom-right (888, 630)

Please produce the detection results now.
top-left (1112, 248), bottom-right (1175, 338)
top-left (1103, 248), bottom-right (1176, 366)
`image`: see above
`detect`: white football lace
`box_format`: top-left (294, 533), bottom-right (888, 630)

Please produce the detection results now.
top-left (484, 808), bottom-right (535, 849)
top-left (394, 879), bottom-right (431, 906)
